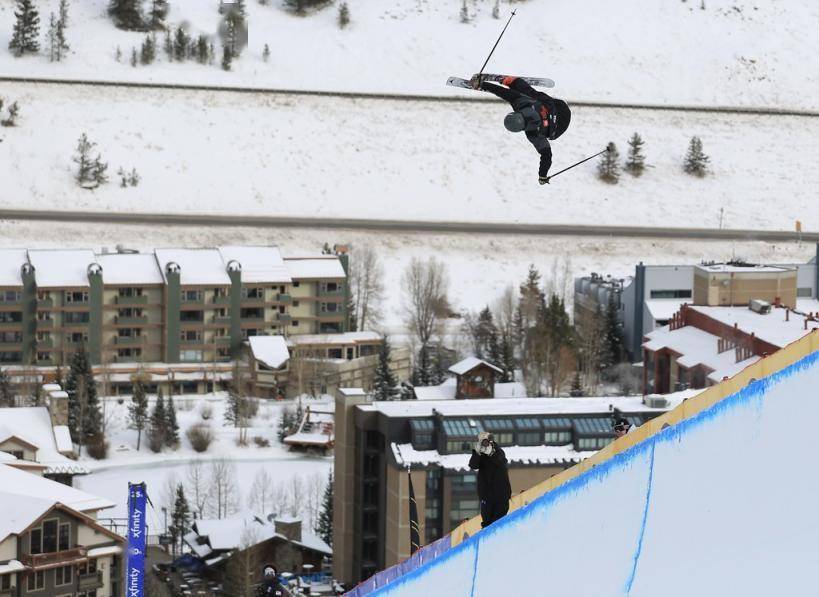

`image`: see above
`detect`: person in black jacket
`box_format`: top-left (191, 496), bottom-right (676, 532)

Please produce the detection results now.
top-left (257, 565), bottom-right (288, 597)
top-left (468, 431), bottom-right (512, 528)
top-left (470, 74), bottom-right (572, 185)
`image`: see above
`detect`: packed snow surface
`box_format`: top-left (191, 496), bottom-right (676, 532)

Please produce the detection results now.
top-left (374, 350), bottom-right (819, 596)
top-left (0, 0), bottom-right (817, 109)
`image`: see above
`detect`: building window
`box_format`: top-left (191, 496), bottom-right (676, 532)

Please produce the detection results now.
top-left (292, 281), bottom-right (300, 287)
top-left (37, 352), bottom-right (50, 362)
top-left (27, 571), bottom-right (44, 591)
top-left (797, 287), bottom-right (812, 298)
top-left (117, 348), bottom-right (142, 358)
top-left (450, 473), bottom-right (477, 493)
top-left (0, 331), bottom-right (22, 343)
top-left (425, 469), bottom-right (442, 543)
top-left (179, 311), bottom-right (204, 323)
top-left (450, 497), bottom-right (479, 528)
top-left (70, 332), bottom-right (89, 343)
top-left (292, 300), bottom-right (300, 307)
top-left (181, 290), bottom-right (202, 302)
top-left (320, 302), bottom-right (340, 313)
top-left (63, 312), bottom-right (90, 325)
top-left (180, 350), bottom-right (203, 362)
top-left (59, 522), bottom-right (70, 550)
top-left (328, 348), bottom-right (343, 359)
top-left (0, 312), bottom-right (22, 323)
top-left (0, 290), bottom-right (21, 302)
top-left (445, 440), bottom-right (472, 453)
top-left (180, 330), bottom-right (201, 342)
top-left (649, 289), bottom-right (692, 299)
top-left (544, 431), bottom-right (572, 445)
top-left (55, 565), bottom-right (72, 586)
top-left (118, 288), bottom-right (143, 297)
top-left (291, 320), bottom-right (299, 327)
top-left (36, 312), bottom-right (52, 322)
top-left (320, 282), bottom-right (339, 293)
top-left (42, 519), bottom-right (58, 553)
top-left (577, 437), bottom-right (613, 450)
top-left (64, 291), bottom-right (89, 303)
top-left (79, 559), bottom-right (97, 575)
top-left (516, 432), bottom-right (542, 446)
top-left (241, 287), bottom-right (263, 299)
top-left (0, 352), bottom-right (21, 363)
top-left (0, 575), bottom-right (10, 590)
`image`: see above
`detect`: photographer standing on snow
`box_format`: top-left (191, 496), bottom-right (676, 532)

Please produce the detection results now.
top-left (469, 431), bottom-right (512, 528)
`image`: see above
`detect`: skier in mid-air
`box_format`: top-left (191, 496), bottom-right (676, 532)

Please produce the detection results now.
top-left (470, 74), bottom-right (572, 185)
top-left (469, 431), bottom-right (512, 528)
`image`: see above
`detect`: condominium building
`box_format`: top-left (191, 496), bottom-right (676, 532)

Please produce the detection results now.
top-left (0, 246), bottom-right (349, 371)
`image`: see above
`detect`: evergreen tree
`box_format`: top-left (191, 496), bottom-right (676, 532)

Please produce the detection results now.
top-left (148, 0), bottom-right (168, 30)
top-left (169, 484), bottom-right (190, 556)
top-left (471, 307), bottom-right (500, 362)
top-left (224, 384), bottom-right (243, 427)
top-left (412, 344), bottom-right (434, 386)
top-left (9, 0), bottom-right (41, 57)
top-left (460, 0), bottom-right (469, 23)
top-left (196, 35), bottom-right (209, 64)
top-left (165, 393), bottom-right (179, 447)
top-left (398, 381), bottom-right (415, 401)
top-left (115, 45), bottom-right (121, 62)
top-left (597, 142), bottom-right (620, 184)
top-left (498, 335), bottom-right (516, 383)
top-left (430, 346), bottom-right (446, 385)
top-left (262, 43), bottom-right (270, 62)
top-left (277, 407), bottom-right (294, 442)
top-left (221, 44), bottom-right (232, 71)
top-left (338, 2), bottom-right (350, 28)
top-left (601, 292), bottom-right (624, 370)
top-left (108, 0), bottom-right (144, 31)
top-left (140, 33), bottom-right (156, 64)
top-left (73, 133), bottom-right (108, 189)
top-left (684, 136), bottom-right (709, 177)
top-left (315, 471), bottom-right (333, 546)
top-left (56, 0), bottom-right (69, 57)
top-left (130, 46), bottom-right (137, 67)
top-left (492, 0), bottom-right (500, 19)
top-left (0, 369), bottom-right (14, 407)
top-left (128, 377), bottom-right (149, 450)
top-left (65, 347), bottom-right (101, 445)
top-left (372, 340), bottom-right (398, 400)
top-left (173, 26), bottom-right (188, 61)
top-left (148, 392), bottom-right (166, 452)
top-left (569, 370), bottom-right (583, 397)
top-left (624, 133), bottom-right (646, 177)
top-left (47, 13), bottom-right (58, 62)
top-left (164, 29), bottom-right (172, 60)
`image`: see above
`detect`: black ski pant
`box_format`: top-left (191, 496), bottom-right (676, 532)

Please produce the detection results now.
top-left (480, 497), bottom-right (510, 528)
top-left (481, 79), bottom-right (553, 107)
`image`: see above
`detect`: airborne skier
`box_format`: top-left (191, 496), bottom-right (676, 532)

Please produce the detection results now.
top-left (470, 74), bottom-right (572, 184)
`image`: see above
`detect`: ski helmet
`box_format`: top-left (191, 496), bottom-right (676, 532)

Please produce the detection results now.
top-left (549, 100), bottom-right (572, 140)
top-left (504, 112), bottom-right (526, 133)
top-left (263, 565), bottom-right (278, 578)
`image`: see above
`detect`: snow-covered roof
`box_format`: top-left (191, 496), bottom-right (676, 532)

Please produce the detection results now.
top-left (187, 512), bottom-right (331, 557)
top-left (689, 305), bottom-right (819, 348)
top-left (643, 325), bottom-right (760, 383)
top-left (154, 248), bottom-right (231, 285)
top-left (0, 560), bottom-right (24, 575)
top-left (287, 331), bottom-right (381, 346)
top-left (248, 336), bottom-right (290, 369)
top-left (27, 249), bottom-right (96, 288)
top-left (645, 300), bottom-right (686, 322)
top-left (0, 249), bottom-right (27, 287)
top-left (95, 253), bottom-right (164, 285)
top-left (796, 299), bottom-right (819, 315)
top-left (218, 246), bottom-right (292, 284)
top-left (283, 431), bottom-right (333, 446)
top-left (53, 425), bottom-right (73, 455)
top-left (284, 257), bottom-right (346, 280)
top-left (392, 443), bottom-right (595, 471)
top-left (696, 263), bottom-right (795, 274)
top-left (414, 378), bottom-right (456, 401)
top-left (0, 463), bottom-right (114, 542)
top-left (87, 545), bottom-right (123, 558)
top-left (448, 357), bottom-right (503, 376)
top-left (493, 382), bottom-right (527, 398)
top-left (359, 395), bottom-right (684, 418)
top-left (0, 407), bottom-right (86, 474)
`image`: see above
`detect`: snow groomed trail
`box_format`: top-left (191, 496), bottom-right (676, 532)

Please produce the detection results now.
top-left (367, 332), bottom-right (819, 596)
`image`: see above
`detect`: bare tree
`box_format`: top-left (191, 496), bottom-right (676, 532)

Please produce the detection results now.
top-left (222, 524), bottom-right (259, 597)
top-left (186, 460), bottom-right (210, 519)
top-left (303, 472), bottom-right (325, 530)
top-left (209, 457), bottom-right (239, 519)
top-left (492, 285), bottom-right (517, 341)
top-left (247, 468), bottom-right (274, 515)
top-left (575, 306), bottom-right (605, 394)
top-left (287, 475), bottom-right (304, 518)
top-left (402, 257), bottom-right (450, 348)
top-left (349, 246), bottom-right (385, 330)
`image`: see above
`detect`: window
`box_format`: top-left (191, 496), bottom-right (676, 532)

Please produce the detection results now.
top-left (445, 440), bottom-right (472, 453)
top-left (65, 291), bottom-right (89, 303)
top-left (117, 348), bottom-right (142, 358)
top-left (797, 287), bottom-right (812, 298)
top-left (291, 320), bottom-right (299, 327)
top-left (27, 570), bottom-right (44, 591)
top-left (180, 350), bottom-right (203, 362)
top-left (181, 290), bottom-right (202, 302)
top-left (58, 522), bottom-right (70, 550)
top-left (292, 300), bottom-right (300, 307)
top-left (179, 310), bottom-right (204, 322)
top-left (240, 307), bottom-right (263, 319)
top-left (577, 437), bottom-right (613, 450)
top-left (63, 312), bottom-right (90, 324)
top-left (0, 352), bottom-right (21, 363)
top-left (5, 450), bottom-right (24, 460)
top-left (0, 575), bottom-right (10, 590)
top-left (425, 469), bottom-right (442, 542)
top-left (328, 348), bottom-right (343, 359)
top-left (450, 473), bottom-right (477, 493)
top-left (118, 288), bottom-right (143, 297)
top-left (321, 282), bottom-right (339, 293)
top-left (0, 290), bottom-right (21, 302)
top-left (36, 312), bottom-right (52, 322)
top-left (55, 565), bottom-right (72, 586)
top-left (241, 287), bottom-right (263, 299)
top-left (517, 432), bottom-right (542, 446)
top-left (320, 302), bottom-right (340, 313)
top-left (180, 330), bottom-right (201, 342)
top-left (544, 431), bottom-right (573, 444)
top-left (292, 281), bottom-right (300, 287)
top-left (0, 311), bottom-right (22, 323)
top-left (450, 497), bottom-right (479, 527)
top-left (30, 528), bottom-right (42, 554)
top-left (71, 332), bottom-right (89, 343)
top-left (649, 289), bottom-right (692, 299)
top-left (79, 559), bottom-right (97, 575)
top-left (37, 352), bottom-right (50, 362)
top-left (0, 331), bottom-right (22, 343)
top-left (42, 519), bottom-right (58, 553)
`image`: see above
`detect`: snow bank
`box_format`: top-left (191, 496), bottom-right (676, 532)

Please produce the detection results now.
top-left (374, 349), bottom-right (819, 596)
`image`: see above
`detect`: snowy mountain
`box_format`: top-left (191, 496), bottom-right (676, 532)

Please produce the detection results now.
top-left (1, 0), bottom-right (818, 108)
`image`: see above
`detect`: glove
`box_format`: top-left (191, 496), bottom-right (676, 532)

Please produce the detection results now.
top-left (539, 176), bottom-right (550, 185)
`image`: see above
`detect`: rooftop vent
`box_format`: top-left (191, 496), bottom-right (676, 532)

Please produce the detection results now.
top-left (749, 299), bottom-right (771, 314)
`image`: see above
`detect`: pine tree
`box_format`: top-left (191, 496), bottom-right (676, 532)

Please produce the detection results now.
top-left (108, 0), bottom-right (144, 31)
top-left (115, 45), bottom-right (122, 62)
top-left (47, 13), bottom-right (58, 62)
top-left (684, 136), bottom-right (709, 177)
top-left (221, 44), bottom-right (232, 71)
top-left (140, 33), bottom-right (156, 64)
top-left (569, 370), bottom-right (583, 397)
top-left (0, 369), bottom-right (14, 407)
top-left (224, 385), bottom-right (243, 427)
top-left (65, 347), bottom-right (101, 445)
top-left (56, 0), bottom-right (69, 57)
top-left (498, 335), bottom-right (515, 383)
top-left (169, 484), bottom-right (190, 556)
top-left (164, 29), bottom-right (173, 60)
top-left (130, 46), bottom-right (137, 67)
top-left (148, 0), bottom-right (168, 30)
top-left (277, 407), bottom-right (294, 442)
top-left (412, 344), bottom-right (434, 386)
top-left (315, 471), bottom-right (333, 546)
top-left (9, 0), bottom-right (41, 57)
top-left (460, 0), bottom-right (469, 23)
top-left (624, 133), bottom-right (646, 177)
top-left (173, 26), bottom-right (188, 61)
top-left (262, 43), bottom-right (270, 62)
top-left (601, 292), bottom-right (624, 370)
top-left (372, 340), bottom-right (399, 400)
top-left (597, 142), bottom-right (620, 184)
top-left (492, 0), bottom-right (500, 19)
top-left (128, 377), bottom-right (149, 450)
top-left (196, 35), bottom-right (209, 64)
top-left (148, 392), bottom-right (166, 452)
top-left (73, 134), bottom-right (107, 189)
top-left (338, 2), bottom-right (350, 28)
top-left (165, 393), bottom-right (179, 448)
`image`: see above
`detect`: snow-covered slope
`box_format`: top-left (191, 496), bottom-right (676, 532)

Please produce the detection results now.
top-left (374, 347), bottom-right (819, 596)
top-left (2, 81), bottom-right (818, 231)
top-left (0, 0), bottom-right (818, 108)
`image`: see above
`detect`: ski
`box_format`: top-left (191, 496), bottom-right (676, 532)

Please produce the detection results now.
top-left (446, 74), bottom-right (556, 90)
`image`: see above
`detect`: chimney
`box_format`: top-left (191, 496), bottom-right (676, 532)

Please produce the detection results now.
top-left (774, 296), bottom-right (781, 307)
top-left (274, 517), bottom-right (302, 543)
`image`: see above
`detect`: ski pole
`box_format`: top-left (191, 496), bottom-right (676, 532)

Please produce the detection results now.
top-left (477, 10), bottom-right (517, 76)
top-left (548, 147), bottom-right (610, 182)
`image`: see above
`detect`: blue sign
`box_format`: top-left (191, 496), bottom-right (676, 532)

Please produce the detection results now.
top-left (126, 482), bottom-right (148, 597)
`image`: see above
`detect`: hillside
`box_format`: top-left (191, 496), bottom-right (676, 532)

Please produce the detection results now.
top-left (1, 81), bottom-right (817, 231)
top-left (0, 0), bottom-right (818, 108)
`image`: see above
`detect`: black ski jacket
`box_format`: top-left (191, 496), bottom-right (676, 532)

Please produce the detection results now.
top-left (469, 447), bottom-right (512, 502)
top-left (481, 79), bottom-right (556, 177)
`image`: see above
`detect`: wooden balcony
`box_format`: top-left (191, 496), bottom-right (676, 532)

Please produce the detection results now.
top-left (115, 315), bottom-right (149, 325)
top-left (115, 295), bottom-right (148, 305)
top-left (21, 546), bottom-right (87, 570)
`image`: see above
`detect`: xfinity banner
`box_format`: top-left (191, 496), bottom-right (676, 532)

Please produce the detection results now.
top-left (126, 482), bottom-right (148, 597)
